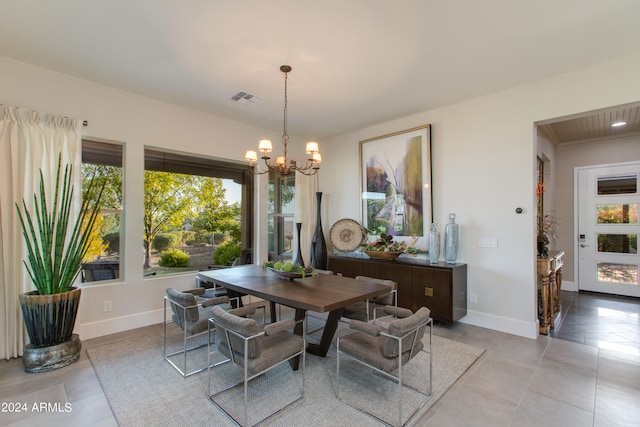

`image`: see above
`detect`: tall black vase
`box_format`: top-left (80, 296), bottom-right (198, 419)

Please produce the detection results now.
top-left (310, 192), bottom-right (328, 270)
top-left (293, 222), bottom-right (305, 267)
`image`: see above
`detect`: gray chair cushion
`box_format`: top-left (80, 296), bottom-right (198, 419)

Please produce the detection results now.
top-left (217, 330), bottom-right (304, 375)
top-left (211, 305), bottom-right (304, 375)
top-left (211, 305), bottom-right (262, 358)
top-left (342, 276), bottom-right (396, 321)
top-left (166, 288), bottom-right (199, 324)
top-left (340, 307), bottom-right (430, 373)
top-left (383, 307), bottom-right (430, 358)
top-left (355, 276), bottom-right (396, 305)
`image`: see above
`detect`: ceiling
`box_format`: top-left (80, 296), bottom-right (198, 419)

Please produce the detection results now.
top-left (1, 1), bottom-right (640, 142)
top-left (538, 103), bottom-right (640, 145)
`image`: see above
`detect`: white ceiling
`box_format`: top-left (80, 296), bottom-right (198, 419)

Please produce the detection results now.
top-left (2, 0), bottom-right (640, 141)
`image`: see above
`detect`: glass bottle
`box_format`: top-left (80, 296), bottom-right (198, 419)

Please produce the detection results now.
top-left (428, 223), bottom-right (440, 264)
top-left (444, 213), bottom-right (459, 264)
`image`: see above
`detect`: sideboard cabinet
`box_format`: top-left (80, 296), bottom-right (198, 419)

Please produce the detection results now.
top-left (328, 255), bottom-right (467, 323)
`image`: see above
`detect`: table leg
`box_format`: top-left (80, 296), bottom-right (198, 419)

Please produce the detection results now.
top-left (269, 301), bottom-right (278, 323)
top-left (556, 268), bottom-right (563, 314)
top-left (549, 273), bottom-right (557, 328)
top-left (306, 308), bottom-right (344, 357)
top-left (539, 276), bottom-right (550, 335)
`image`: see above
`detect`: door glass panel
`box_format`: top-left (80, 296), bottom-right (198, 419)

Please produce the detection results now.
top-left (597, 204), bottom-right (638, 224)
top-left (597, 262), bottom-right (639, 285)
top-left (597, 175), bottom-right (637, 195)
top-left (597, 234), bottom-right (638, 253)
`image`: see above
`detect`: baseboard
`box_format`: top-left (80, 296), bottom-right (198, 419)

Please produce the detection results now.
top-left (77, 295), bottom-right (261, 340)
top-left (459, 310), bottom-right (538, 339)
top-left (76, 309), bottom-right (164, 340)
top-left (561, 280), bottom-right (577, 292)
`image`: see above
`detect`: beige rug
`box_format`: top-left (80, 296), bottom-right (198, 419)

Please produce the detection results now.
top-left (87, 322), bottom-right (483, 426)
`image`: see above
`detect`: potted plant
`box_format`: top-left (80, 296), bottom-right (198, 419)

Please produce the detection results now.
top-left (16, 154), bottom-right (103, 372)
top-left (537, 213), bottom-right (558, 258)
top-left (361, 233), bottom-right (420, 260)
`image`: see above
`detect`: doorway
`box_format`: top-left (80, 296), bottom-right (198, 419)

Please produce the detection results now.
top-left (576, 162), bottom-right (640, 297)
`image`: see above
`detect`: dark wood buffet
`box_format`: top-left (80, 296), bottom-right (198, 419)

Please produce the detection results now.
top-left (328, 255), bottom-right (467, 323)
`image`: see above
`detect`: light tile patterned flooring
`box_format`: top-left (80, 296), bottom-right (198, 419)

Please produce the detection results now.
top-left (0, 291), bottom-right (639, 426)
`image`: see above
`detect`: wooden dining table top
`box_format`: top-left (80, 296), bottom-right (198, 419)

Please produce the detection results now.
top-left (196, 264), bottom-right (390, 313)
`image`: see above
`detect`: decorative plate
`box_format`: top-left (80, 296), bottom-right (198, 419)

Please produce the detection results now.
top-left (330, 218), bottom-right (367, 252)
top-left (267, 267), bottom-right (305, 280)
top-left (365, 251), bottom-right (403, 260)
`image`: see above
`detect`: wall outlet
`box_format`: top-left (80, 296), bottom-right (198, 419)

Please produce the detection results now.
top-left (103, 300), bottom-right (113, 312)
top-left (469, 294), bottom-right (478, 304)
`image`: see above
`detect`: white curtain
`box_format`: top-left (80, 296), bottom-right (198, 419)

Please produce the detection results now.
top-left (0, 105), bottom-right (83, 359)
top-left (294, 172), bottom-right (318, 266)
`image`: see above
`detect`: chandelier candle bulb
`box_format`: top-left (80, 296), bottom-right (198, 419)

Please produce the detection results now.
top-left (245, 150), bottom-right (257, 162)
top-left (258, 139), bottom-right (272, 154)
top-left (305, 142), bottom-right (319, 155)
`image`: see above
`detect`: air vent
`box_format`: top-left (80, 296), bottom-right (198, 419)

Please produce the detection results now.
top-left (231, 91), bottom-right (261, 105)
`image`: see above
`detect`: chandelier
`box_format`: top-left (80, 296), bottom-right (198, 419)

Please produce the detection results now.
top-left (244, 65), bottom-right (321, 176)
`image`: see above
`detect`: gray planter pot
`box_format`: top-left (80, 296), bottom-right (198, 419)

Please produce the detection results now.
top-left (19, 287), bottom-right (82, 372)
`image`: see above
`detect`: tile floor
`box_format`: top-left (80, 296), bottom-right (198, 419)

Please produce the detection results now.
top-left (1, 291), bottom-right (639, 426)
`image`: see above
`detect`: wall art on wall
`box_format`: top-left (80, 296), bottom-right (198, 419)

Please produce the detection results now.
top-left (360, 124), bottom-right (432, 250)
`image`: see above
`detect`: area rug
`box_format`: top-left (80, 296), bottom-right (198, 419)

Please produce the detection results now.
top-left (87, 321), bottom-right (484, 426)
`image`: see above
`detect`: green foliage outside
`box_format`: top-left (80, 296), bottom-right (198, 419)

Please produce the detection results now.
top-left (159, 249), bottom-right (190, 268)
top-left (83, 213), bottom-right (108, 262)
top-left (152, 233), bottom-right (181, 251)
top-left (597, 204), bottom-right (638, 253)
top-left (103, 232), bottom-right (119, 255)
top-left (213, 241), bottom-right (241, 266)
top-left (83, 163), bottom-right (244, 274)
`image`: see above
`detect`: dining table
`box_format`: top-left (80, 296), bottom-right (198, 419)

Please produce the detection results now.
top-left (196, 264), bottom-right (391, 363)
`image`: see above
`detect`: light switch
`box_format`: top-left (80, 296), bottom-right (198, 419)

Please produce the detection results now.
top-left (479, 237), bottom-right (498, 248)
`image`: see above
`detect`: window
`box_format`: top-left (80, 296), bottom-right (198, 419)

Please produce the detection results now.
top-left (597, 175), bottom-right (637, 195)
top-left (267, 171), bottom-right (295, 260)
top-left (81, 140), bottom-right (123, 282)
top-left (143, 148), bottom-right (253, 277)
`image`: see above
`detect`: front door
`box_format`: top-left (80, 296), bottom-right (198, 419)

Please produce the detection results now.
top-left (577, 163), bottom-right (640, 297)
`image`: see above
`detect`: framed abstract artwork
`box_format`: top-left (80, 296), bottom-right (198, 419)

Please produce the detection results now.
top-left (360, 125), bottom-right (432, 249)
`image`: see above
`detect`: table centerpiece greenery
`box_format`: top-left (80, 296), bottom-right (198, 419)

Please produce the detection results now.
top-left (361, 233), bottom-right (420, 259)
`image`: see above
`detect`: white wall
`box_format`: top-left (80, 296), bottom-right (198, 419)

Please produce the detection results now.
top-left (3, 52), bottom-right (640, 340)
top-left (0, 57), bottom-right (272, 339)
top-left (320, 53), bottom-right (640, 339)
top-left (556, 135), bottom-right (640, 286)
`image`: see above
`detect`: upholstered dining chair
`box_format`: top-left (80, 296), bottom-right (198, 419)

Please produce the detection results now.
top-left (336, 306), bottom-right (432, 426)
top-left (164, 288), bottom-right (232, 377)
top-left (208, 305), bottom-right (305, 427)
top-left (341, 275), bottom-right (397, 322)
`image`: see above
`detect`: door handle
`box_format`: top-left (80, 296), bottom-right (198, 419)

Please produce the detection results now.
top-left (580, 244), bottom-right (589, 248)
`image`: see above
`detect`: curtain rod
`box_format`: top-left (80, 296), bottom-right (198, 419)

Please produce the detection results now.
top-left (0, 104), bottom-right (88, 127)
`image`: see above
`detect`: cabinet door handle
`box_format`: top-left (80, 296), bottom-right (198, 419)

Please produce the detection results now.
top-left (424, 287), bottom-right (433, 297)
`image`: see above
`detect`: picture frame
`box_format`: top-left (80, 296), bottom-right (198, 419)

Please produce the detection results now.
top-left (360, 125), bottom-right (432, 250)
